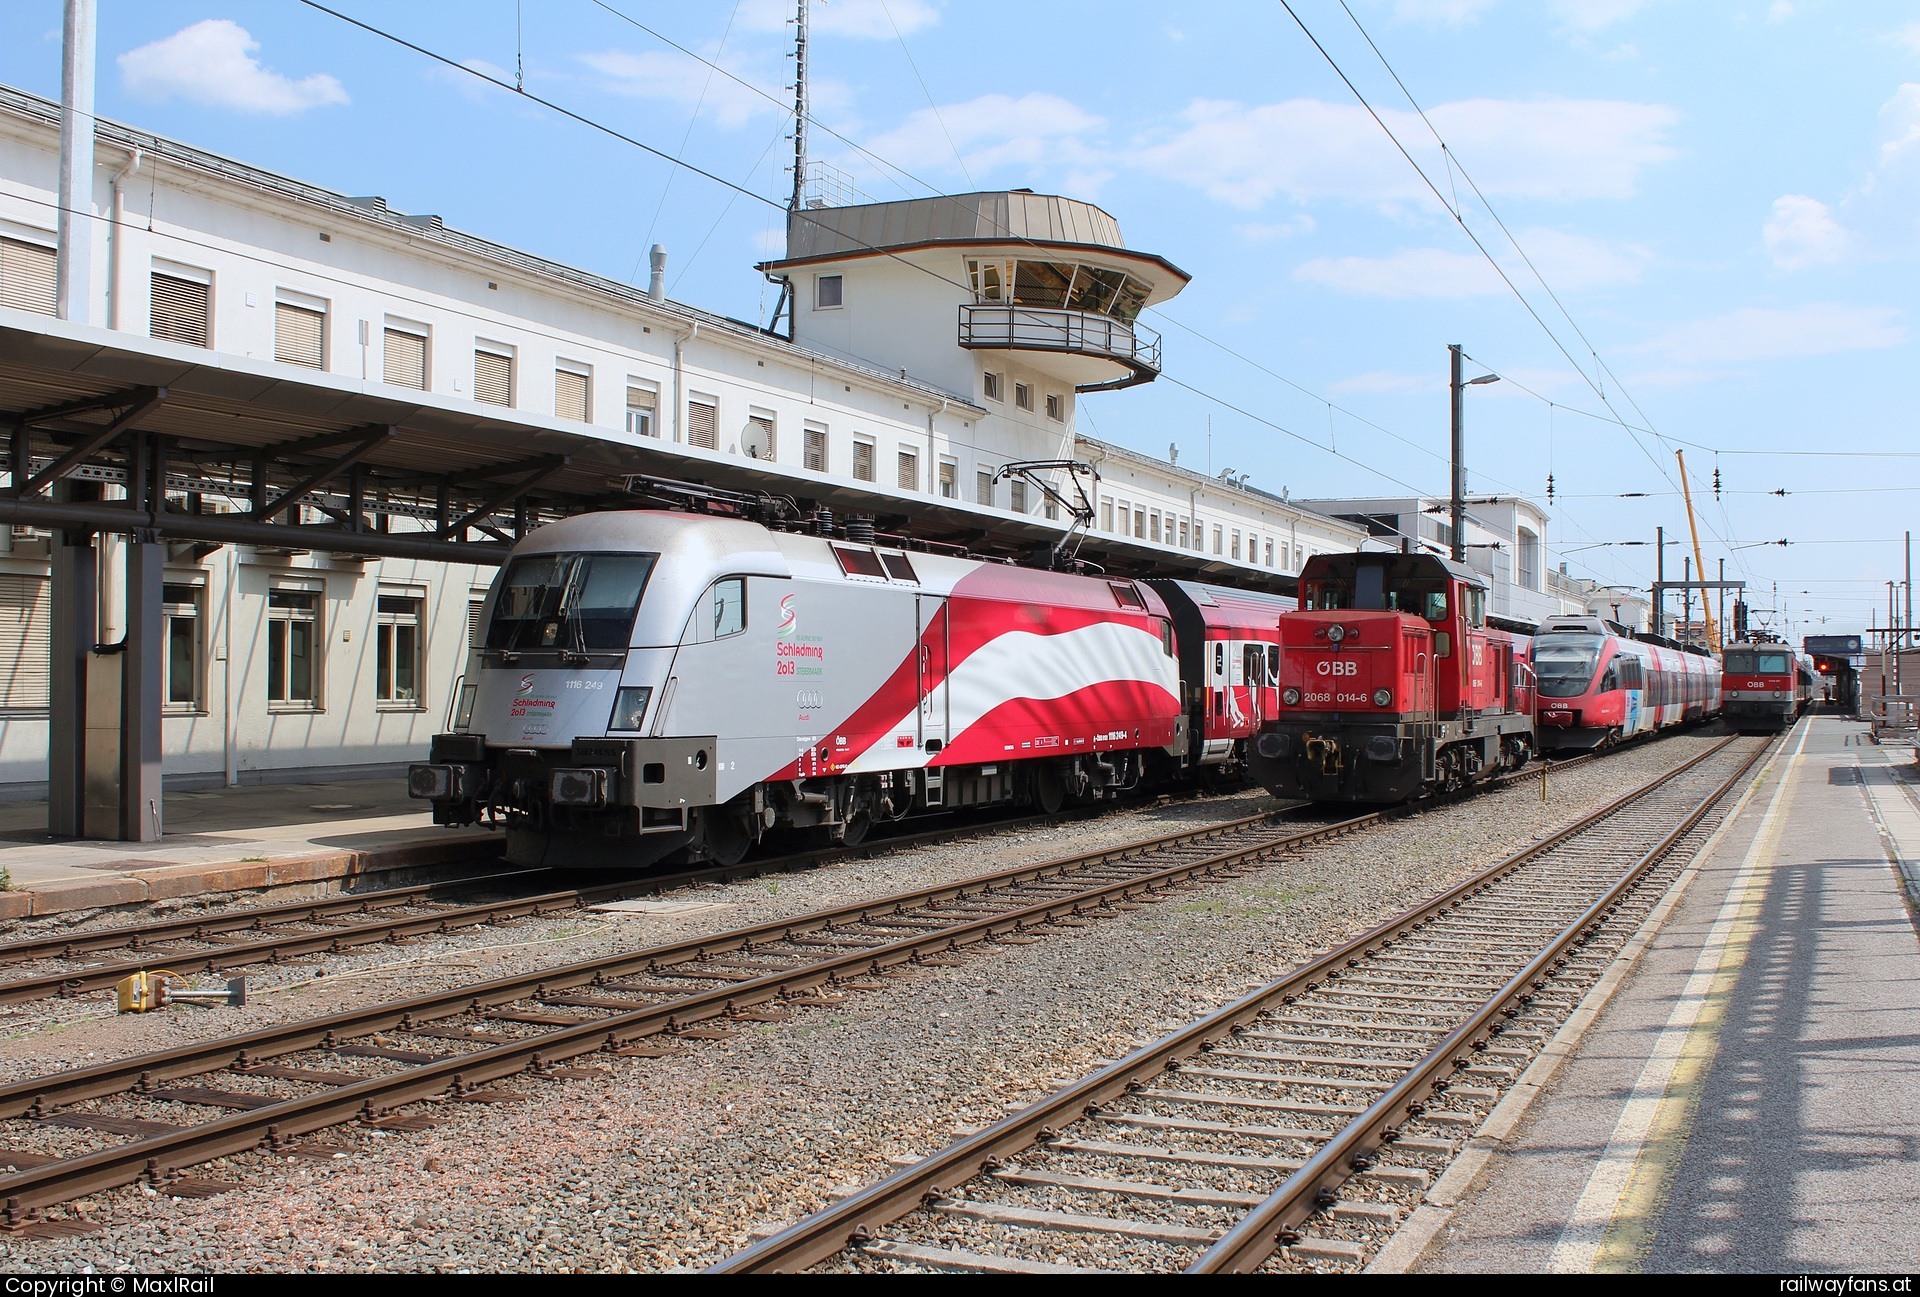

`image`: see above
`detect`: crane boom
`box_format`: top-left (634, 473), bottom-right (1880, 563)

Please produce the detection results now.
top-left (1675, 448), bottom-right (1718, 651)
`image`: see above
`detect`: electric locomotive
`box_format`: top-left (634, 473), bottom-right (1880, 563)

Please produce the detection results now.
top-left (1246, 550), bottom-right (1535, 803)
top-left (407, 510), bottom-right (1289, 869)
top-left (1720, 640), bottom-right (1814, 732)
top-left (1533, 616), bottom-right (1721, 750)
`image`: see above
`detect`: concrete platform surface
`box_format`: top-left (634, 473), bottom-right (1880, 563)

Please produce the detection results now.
top-left (0, 778), bottom-right (497, 919)
top-left (1414, 716), bottom-right (1920, 1273)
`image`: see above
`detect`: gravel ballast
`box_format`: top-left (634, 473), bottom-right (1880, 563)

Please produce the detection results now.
top-left (0, 734), bottom-right (1734, 1273)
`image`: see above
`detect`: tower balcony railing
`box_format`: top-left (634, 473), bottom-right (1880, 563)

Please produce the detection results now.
top-left (957, 304), bottom-right (1162, 392)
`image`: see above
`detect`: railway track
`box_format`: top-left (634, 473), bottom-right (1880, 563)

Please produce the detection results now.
top-left (0, 801), bottom-right (1166, 1008)
top-left (709, 732), bottom-right (1773, 1274)
top-left (0, 746), bottom-right (1612, 1236)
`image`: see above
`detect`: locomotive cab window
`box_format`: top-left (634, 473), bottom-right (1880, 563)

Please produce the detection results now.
top-left (488, 552), bottom-right (657, 654)
top-left (1155, 618), bottom-right (1175, 657)
top-left (1462, 586), bottom-right (1487, 628)
top-left (1302, 579), bottom-right (1353, 610)
top-left (712, 578), bottom-right (746, 638)
top-left (1533, 635), bottom-right (1604, 698)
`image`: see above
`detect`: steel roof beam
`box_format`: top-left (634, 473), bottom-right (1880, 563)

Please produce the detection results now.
top-left (16, 387), bottom-right (167, 497)
top-left (257, 425), bottom-right (395, 522)
top-left (441, 455), bottom-right (569, 538)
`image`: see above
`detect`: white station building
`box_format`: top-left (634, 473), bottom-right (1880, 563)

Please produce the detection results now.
top-left (0, 83), bottom-right (1403, 800)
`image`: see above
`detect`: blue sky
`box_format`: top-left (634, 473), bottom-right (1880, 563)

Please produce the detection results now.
top-left (4, 0), bottom-right (1917, 640)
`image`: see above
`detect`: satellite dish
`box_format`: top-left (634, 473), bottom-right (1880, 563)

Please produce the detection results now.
top-left (742, 419), bottom-right (774, 461)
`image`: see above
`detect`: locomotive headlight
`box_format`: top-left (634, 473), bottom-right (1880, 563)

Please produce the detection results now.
top-left (1373, 688), bottom-right (1393, 707)
top-left (1326, 624), bottom-right (1347, 644)
top-left (609, 686), bottom-right (652, 732)
top-left (1282, 687), bottom-right (1302, 706)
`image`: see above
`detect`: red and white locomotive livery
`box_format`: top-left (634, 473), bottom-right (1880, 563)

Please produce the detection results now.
top-left (408, 511), bottom-right (1279, 868)
top-left (1246, 551), bottom-right (1536, 803)
top-left (1718, 640), bottom-right (1813, 733)
top-left (1532, 616), bottom-right (1722, 751)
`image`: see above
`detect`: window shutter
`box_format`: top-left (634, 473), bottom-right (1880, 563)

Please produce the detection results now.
top-left (804, 427), bottom-right (827, 472)
top-left (687, 399), bottom-right (718, 449)
top-left (149, 272), bottom-right (210, 347)
top-left (474, 350), bottom-right (514, 405)
top-left (852, 441), bottom-right (874, 482)
top-left (1011, 480), bottom-right (1027, 513)
top-left (274, 302), bottom-right (325, 368)
top-left (897, 451), bottom-right (918, 490)
top-left (744, 414), bottom-right (775, 460)
top-left (383, 329), bottom-right (427, 389)
top-left (554, 368), bottom-right (589, 421)
top-left (0, 238), bottom-right (57, 316)
top-left (0, 574), bottom-right (51, 712)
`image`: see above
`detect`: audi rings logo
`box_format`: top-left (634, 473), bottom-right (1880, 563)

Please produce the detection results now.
top-left (517, 673), bottom-right (537, 696)
top-left (777, 593), bottom-right (798, 637)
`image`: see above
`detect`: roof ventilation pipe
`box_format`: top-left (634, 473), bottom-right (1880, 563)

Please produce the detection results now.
top-left (648, 245), bottom-right (668, 302)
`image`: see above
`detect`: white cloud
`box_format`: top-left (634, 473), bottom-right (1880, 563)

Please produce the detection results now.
top-left (1235, 216), bottom-right (1316, 241)
top-left (578, 50), bottom-right (775, 128)
top-left (1135, 96), bottom-right (1677, 210)
top-left (1393, 0), bottom-right (1498, 25)
top-left (740, 0), bottom-right (939, 39)
top-left (860, 93), bottom-right (1106, 180)
top-left (1638, 303), bottom-right (1907, 364)
top-left (118, 19), bottom-right (347, 115)
top-left (1294, 228), bottom-right (1648, 298)
top-left (1767, 2), bottom-right (1794, 22)
top-left (1549, 0), bottom-right (1647, 33)
top-left (1891, 24), bottom-right (1920, 58)
top-left (1763, 195), bottom-right (1847, 270)
top-left (1873, 83), bottom-right (1920, 178)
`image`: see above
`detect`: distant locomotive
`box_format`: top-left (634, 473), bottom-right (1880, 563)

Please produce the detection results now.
top-left (1246, 551), bottom-right (1536, 803)
top-left (1532, 616), bottom-right (1722, 750)
top-left (1719, 640), bottom-right (1814, 733)
top-left (408, 511), bottom-right (1292, 868)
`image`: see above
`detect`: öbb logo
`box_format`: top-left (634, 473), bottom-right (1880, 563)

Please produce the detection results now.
top-left (777, 594), bottom-right (798, 637)
top-left (1315, 660), bottom-right (1359, 677)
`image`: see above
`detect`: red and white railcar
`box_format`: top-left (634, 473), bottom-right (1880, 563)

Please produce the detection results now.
top-left (1532, 616), bottom-right (1720, 750)
top-left (408, 511), bottom-right (1272, 867)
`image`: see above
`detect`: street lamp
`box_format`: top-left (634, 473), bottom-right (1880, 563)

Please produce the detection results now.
top-left (1449, 346), bottom-right (1500, 563)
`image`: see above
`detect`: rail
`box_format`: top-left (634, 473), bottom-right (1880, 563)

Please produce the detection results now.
top-left (957, 305), bottom-right (1161, 391)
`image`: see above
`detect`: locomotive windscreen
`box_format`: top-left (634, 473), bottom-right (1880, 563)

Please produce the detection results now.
top-left (487, 552), bottom-right (657, 653)
top-left (1302, 568), bottom-right (1449, 621)
top-left (1722, 649), bottom-right (1790, 675)
top-left (1533, 634), bottom-right (1605, 698)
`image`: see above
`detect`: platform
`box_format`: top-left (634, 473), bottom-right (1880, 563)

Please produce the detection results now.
top-left (1403, 715), bottom-right (1920, 1273)
top-left (0, 777), bottom-right (497, 920)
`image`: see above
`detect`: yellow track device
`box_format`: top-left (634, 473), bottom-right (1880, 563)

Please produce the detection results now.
top-left (114, 970), bottom-right (247, 1013)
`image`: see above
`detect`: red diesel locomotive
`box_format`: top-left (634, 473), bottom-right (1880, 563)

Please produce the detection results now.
top-left (1247, 551), bottom-right (1535, 802)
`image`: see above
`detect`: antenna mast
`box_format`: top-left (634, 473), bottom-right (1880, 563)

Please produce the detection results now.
top-left (790, 0), bottom-right (809, 211)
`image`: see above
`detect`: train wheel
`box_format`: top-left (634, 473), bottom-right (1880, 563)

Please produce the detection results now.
top-left (839, 809), bottom-right (872, 847)
top-left (1034, 764), bottom-right (1067, 816)
top-left (697, 808), bottom-right (755, 867)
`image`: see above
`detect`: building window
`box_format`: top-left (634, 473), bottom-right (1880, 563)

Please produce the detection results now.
top-left (978, 471), bottom-right (995, 507)
top-left (1518, 527), bottom-right (1540, 591)
top-left (149, 268), bottom-right (210, 348)
top-left (163, 583), bottom-right (203, 714)
top-left (266, 590), bottom-right (320, 710)
top-left (815, 274), bottom-right (843, 309)
top-left (375, 594), bottom-right (423, 708)
top-left (1213, 525), bottom-right (1223, 556)
top-left (804, 424), bottom-right (828, 472)
top-left (852, 439), bottom-right (875, 482)
top-left (1010, 480), bottom-right (1028, 513)
top-left (383, 323), bottom-right (428, 389)
top-left (1265, 538), bottom-right (1275, 567)
top-left (897, 449), bottom-right (919, 491)
top-left (0, 236), bottom-right (57, 316)
top-left (1293, 542), bottom-right (1304, 568)
top-left (983, 371), bottom-right (1002, 402)
top-left (554, 363), bottom-right (591, 422)
top-left (687, 395), bottom-right (718, 449)
top-left (1044, 498), bottom-right (1059, 521)
top-left (1231, 530), bottom-right (1242, 561)
top-left (1100, 499), bottom-right (1113, 531)
top-left (939, 459), bottom-right (957, 499)
top-left (625, 383), bottom-right (657, 437)
top-left (1015, 382), bottom-right (1033, 412)
top-left (1179, 518), bottom-right (1190, 548)
top-left (1045, 393), bottom-right (1063, 421)
top-left (1134, 508), bottom-right (1145, 540)
top-left (744, 410), bottom-right (776, 460)
top-left (474, 345), bottom-right (515, 406)
top-left (1150, 513), bottom-right (1161, 544)
top-left (274, 296), bottom-right (327, 369)
top-left (0, 574), bottom-right (51, 712)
